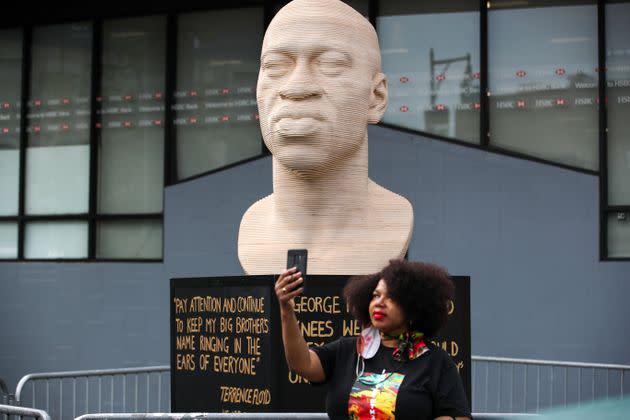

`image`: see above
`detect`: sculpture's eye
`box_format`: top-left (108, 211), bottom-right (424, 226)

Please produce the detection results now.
top-left (262, 54), bottom-right (293, 78)
top-left (316, 51), bottom-right (351, 77)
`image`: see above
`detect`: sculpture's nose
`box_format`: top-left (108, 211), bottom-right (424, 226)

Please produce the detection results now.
top-left (278, 60), bottom-right (324, 100)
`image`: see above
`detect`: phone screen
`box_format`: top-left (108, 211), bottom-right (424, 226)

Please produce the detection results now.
top-left (287, 249), bottom-right (308, 287)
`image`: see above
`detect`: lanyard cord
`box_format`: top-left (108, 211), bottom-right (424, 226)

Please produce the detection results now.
top-left (355, 352), bottom-right (365, 379)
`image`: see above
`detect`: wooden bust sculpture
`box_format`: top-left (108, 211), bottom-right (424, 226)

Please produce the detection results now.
top-left (238, 0), bottom-right (413, 275)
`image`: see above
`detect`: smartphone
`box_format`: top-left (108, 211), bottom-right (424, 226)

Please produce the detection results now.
top-left (287, 249), bottom-right (308, 290)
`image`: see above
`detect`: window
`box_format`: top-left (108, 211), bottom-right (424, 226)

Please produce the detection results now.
top-left (97, 16), bottom-right (166, 259)
top-left (488, 0), bottom-right (599, 170)
top-left (0, 223), bottom-right (17, 259)
top-left (96, 219), bottom-right (162, 259)
top-left (606, 1), bottom-right (630, 205)
top-left (22, 23), bottom-right (92, 260)
top-left (378, 1), bottom-right (481, 143)
top-left (1, 18), bottom-right (166, 261)
top-left (605, 0), bottom-right (630, 257)
top-left (24, 221), bottom-right (88, 259)
top-left (0, 29), bottom-right (21, 218)
top-left (175, 8), bottom-right (264, 181)
top-left (26, 23), bottom-right (92, 216)
top-left (608, 213), bottom-right (630, 257)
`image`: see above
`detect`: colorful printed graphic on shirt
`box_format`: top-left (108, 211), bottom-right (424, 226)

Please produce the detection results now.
top-left (348, 371), bottom-right (405, 420)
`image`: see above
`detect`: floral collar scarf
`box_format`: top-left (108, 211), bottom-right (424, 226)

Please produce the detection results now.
top-left (357, 327), bottom-right (429, 362)
top-left (390, 330), bottom-right (428, 362)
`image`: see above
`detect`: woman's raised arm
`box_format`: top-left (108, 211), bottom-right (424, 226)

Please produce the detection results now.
top-left (275, 267), bottom-right (325, 383)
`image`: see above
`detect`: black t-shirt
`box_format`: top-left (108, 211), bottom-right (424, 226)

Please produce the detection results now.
top-left (311, 337), bottom-right (471, 420)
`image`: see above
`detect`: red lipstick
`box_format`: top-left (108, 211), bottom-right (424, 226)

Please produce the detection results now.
top-left (373, 311), bottom-right (385, 320)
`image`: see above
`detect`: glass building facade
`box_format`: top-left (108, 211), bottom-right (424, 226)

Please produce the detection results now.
top-left (0, 0), bottom-right (628, 260)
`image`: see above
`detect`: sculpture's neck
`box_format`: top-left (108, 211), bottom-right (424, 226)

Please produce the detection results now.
top-left (272, 141), bottom-right (369, 220)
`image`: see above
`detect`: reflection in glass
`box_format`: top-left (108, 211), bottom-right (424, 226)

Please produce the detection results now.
top-left (26, 23), bottom-right (92, 214)
top-left (24, 221), bottom-right (88, 258)
top-left (176, 8), bottom-right (263, 180)
top-left (343, 0), bottom-right (369, 16)
top-left (606, 1), bottom-right (630, 205)
top-left (488, 3), bottom-right (598, 169)
top-left (608, 212), bottom-right (630, 257)
top-left (378, 1), bottom-right (480, 143)
top-left (271, 1), bottom-right (368, 20)
top-left (98, 16), bottom-right (165, 214)
top-left (0, 29), bottom-right (22, 216)
top-left (0, 223), bottom-right (18, 259)
top-left (96, 219), bottom-right (162, 259)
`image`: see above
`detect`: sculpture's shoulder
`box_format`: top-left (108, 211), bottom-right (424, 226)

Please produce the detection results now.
top-left (368, 180), bottom-right (413, 221)
top-left (239, 194), bottom-right (273, 228)
top-left (238, 194), bottom-right (281, 275)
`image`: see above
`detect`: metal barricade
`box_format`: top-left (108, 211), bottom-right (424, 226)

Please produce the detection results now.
top-left (0, 404), bottom-right (51, 420)
top-left (1, 378), bottom-right (13, 404)
top-left (74, 414), bottom-right (329, 420)
top-left (1, 378), bottom-right (16, 420)
top-left (472, 356), bottom-right (630, 413)
top-left (73, 414), bottom-right (537, 420)
top-left (15, 366), bottom-right (169, 420)
top-left (15, 356), bottom-right (630, 419)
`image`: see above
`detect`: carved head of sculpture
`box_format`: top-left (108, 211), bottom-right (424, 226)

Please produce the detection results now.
top-left (256, 0), bottom-right (388, 177)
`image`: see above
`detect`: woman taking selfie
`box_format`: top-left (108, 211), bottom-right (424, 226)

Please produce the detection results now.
top-left (275, 259), bottom-right (471, 420)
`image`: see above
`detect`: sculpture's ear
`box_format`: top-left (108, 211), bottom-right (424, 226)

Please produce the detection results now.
top-left (368, 72), bottom-right (388, 124)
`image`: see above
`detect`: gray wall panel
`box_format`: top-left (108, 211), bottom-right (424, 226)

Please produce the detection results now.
top-left (1, 125), bottom-right (629, 395)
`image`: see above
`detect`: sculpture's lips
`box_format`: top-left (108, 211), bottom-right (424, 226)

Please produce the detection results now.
top-left (275, 117), bottom-right (321, 136)
top-left (272, 108), bottom-right (325, 123)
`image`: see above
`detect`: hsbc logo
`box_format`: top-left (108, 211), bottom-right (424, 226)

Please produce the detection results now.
top-left (436, 74), bottom-right (446, 81)
top-left (399, 76), bottom-right (409, 84)
top-left (575, 97), bottom-right (594, 105)
top-left (496, 101), bottom-right (514, 109)
top-left (399, 105), bottom-right (409, 112)
top-left (516, 70), bottom-right (527, 78)
top-left (555, 68), bottom-right (566, 76)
